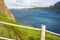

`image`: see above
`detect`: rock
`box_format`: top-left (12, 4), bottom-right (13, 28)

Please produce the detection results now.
top-left (0, 0), bottom-right (15, 21)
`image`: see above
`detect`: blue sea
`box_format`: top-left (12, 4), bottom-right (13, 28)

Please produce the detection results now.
top-left (10, 9), bottom-right (60, 34)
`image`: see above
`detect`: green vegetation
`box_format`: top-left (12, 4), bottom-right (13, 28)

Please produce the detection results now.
top-left (0, 1), bottom-right (60, 39)
top-left (0, 12), bottom-right (60, 40)
top-left (0, 0), bottom-right (60, 40)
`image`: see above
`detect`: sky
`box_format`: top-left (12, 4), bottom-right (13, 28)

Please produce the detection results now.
top-left (4, 0), bottom-right (60, 9)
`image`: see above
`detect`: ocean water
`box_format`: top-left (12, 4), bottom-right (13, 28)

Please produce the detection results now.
top-left (10, 9), bottom-right (60, 34)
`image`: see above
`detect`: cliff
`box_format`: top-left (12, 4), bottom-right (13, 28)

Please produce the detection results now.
top-left (0, 0), bottom-right (15, 21)
top-left (54, 1), bottom-right (60, 10)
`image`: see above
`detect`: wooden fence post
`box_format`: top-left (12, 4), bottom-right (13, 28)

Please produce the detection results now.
top-left (40, 24), bottom-right (46, 40)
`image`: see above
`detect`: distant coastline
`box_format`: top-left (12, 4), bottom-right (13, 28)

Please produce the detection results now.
top-left (17, 1), bottom-right (60, 12)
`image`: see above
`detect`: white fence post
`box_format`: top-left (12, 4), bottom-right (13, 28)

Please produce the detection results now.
top-left (40, 24), bottom-right (46, 40)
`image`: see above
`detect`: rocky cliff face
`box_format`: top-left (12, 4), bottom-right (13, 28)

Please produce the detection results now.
top-left (0, 0), bottom-right (15, 21)
top-left (54, 1), bottom-right (60, 10)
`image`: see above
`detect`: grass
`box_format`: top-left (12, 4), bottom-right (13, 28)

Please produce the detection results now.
top-left (0, 12), bottom-right (60, 40)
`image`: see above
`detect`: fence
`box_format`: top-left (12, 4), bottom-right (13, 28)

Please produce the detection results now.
top-left (0, 21), bottom-right (60, 40)
top-left (0, 37), bottom-right (14, 40)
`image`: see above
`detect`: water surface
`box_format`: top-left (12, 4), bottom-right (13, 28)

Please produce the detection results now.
top-left (10, 9), bottom-right (60, 34)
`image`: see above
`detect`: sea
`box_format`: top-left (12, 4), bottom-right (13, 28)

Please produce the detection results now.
top-left (10, 9), bottom-right (60, 34)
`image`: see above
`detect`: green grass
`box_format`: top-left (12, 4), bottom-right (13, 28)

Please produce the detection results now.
top-left (0, 12), bottom-right (60, 40)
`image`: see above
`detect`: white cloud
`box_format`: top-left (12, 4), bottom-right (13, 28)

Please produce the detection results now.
top-left (4, 0), bottom-right (60, 9)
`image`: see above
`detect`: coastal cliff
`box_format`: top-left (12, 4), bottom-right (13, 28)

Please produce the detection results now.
top-left (0, 0), bottom-right (15, 21)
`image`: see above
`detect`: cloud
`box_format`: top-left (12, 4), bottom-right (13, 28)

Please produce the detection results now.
top-left (4, 0), bottom-right (60, 9)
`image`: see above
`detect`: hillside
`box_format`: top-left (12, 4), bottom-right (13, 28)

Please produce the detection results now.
top-left (0, 14), bottom-right (60, 40)
top-left (0, 0), bottom-right (15, 21)
top-left (54, 1), bottom-right (60, 11)
top-left (28, 1), bottom-right (60, 12)
top-left (0, 0), bottom-right (60, 40)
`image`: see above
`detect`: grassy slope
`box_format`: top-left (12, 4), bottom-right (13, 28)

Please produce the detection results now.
top-left (0, 13), bottom-right (60, 40)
